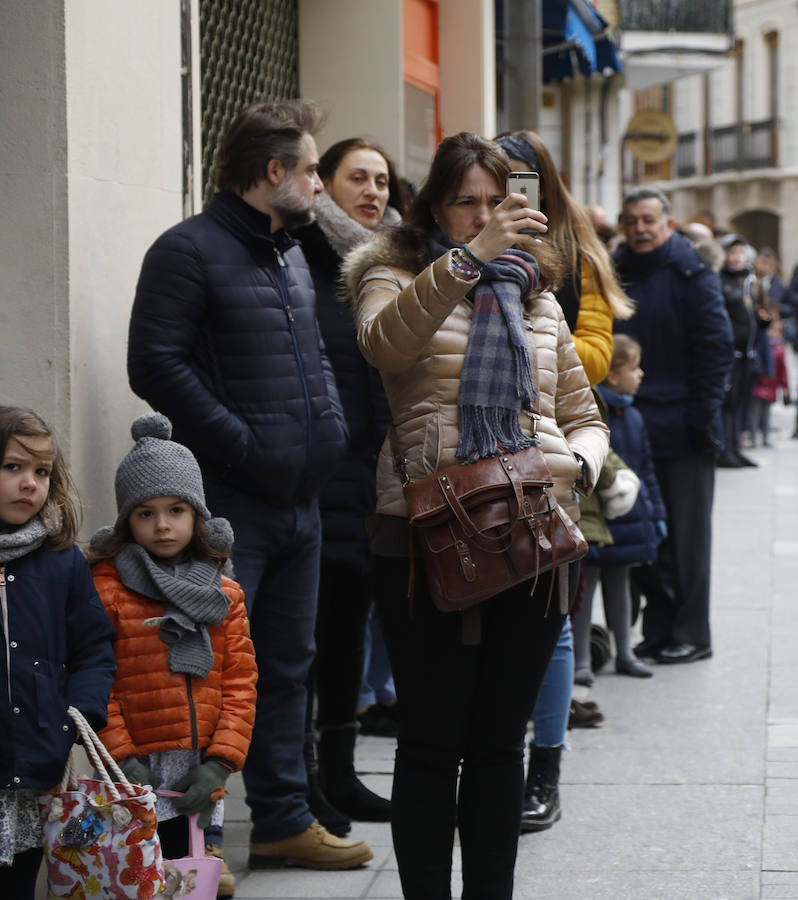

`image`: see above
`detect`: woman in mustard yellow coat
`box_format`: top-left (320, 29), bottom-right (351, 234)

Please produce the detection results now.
top-left (496, 131), bottom-right (633, 833)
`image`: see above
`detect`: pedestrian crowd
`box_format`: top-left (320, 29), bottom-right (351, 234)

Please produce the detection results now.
top-left (2, 99), bottom-right (795, 900)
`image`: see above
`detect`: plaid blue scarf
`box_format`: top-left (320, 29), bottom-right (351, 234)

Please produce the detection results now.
top-left (428, 233), bottom-right (541, 461)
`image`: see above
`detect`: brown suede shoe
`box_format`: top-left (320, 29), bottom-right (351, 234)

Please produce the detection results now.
top-left (205, 844), bottom-right (235, 898)
top-left (249, 821), bottom-right (373, 870)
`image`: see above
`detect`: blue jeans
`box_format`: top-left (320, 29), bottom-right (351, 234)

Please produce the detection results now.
top-left (358, 604), bottom-right (396, 708)
top-left (204, 476), bottom-right (319, 842)
top-left (531, 618), bottom-right (573, 748)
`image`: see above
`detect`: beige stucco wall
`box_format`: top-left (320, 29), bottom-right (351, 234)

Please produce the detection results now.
top-left (2, 2), bottom-right (186, 537)
top-left (64, 1), bottom-right (185, 534)
top-left (298, 0), bottom-right (404, 164)
top-left (438, 0), bottom-right (496, 137)
top-left (0, 3), bottom-right (70, 442)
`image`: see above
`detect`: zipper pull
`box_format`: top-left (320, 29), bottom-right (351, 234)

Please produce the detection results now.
top-left (275, 249), bottom-right (286, 268)
top-left (285, 305), bottom-right (295, 322)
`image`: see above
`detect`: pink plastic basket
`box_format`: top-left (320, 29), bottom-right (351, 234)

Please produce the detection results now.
top-left (158, 790), bottom-right (223, 899)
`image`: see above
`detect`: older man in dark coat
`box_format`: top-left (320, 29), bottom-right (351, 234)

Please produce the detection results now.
top-left (613, 187), bottom-right (733, 664)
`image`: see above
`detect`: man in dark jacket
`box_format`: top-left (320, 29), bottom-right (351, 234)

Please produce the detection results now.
top-left (613, 187), bottom-right (733, 664)
top-left (717, 235), bottom-right (770, 467)
top-left (127, 101), bottom-right (374, 876)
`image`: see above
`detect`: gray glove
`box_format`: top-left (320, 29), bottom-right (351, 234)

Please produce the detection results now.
top-left (172, 760), bottom-right (231, 829)
top-left (119, 756), bottom-right (161, 789)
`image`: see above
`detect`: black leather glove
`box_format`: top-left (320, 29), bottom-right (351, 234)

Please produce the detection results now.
top-left (687, 425), bottom-right (719, 455)
top-left (119, 756), bottom-right (161, 789)
top-left (172, 760), bottom-right (231, 828)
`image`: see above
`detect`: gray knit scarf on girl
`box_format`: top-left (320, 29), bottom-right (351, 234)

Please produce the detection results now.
top-left (114, 542), bottom-right (230, 678)
top-left (0, 516), bottom-right (48, 564)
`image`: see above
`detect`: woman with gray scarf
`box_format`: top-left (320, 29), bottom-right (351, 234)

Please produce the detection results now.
top-left (294, 138), bottom-right (404, 834)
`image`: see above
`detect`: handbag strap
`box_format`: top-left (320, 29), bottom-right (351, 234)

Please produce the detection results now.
top-left (437, 454), bottom-right (527, 551)
top-left (157, 789), bottom-right (207, 857)
top-left (62, 706), bottom-right (138, 800)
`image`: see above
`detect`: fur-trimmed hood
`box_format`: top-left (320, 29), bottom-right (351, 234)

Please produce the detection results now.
top-left (341, 227), bottom-right (431, 305)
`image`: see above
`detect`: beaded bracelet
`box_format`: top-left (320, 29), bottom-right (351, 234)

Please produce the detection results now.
top-left (462, 243), bottom-right (486, 269)
top-left (448, 248), bottom-right (481, 281)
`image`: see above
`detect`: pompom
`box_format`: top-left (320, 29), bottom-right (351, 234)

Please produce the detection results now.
top-left (203, 517), bottom-right (234, 554)
top-left (131, 413), bottom-right (172, 442)
top-left (89, 525), bottom-right (118, 555)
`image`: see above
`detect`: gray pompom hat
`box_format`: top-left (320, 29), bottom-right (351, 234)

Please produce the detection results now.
top-left (114, 413), bottom-right (211, 528)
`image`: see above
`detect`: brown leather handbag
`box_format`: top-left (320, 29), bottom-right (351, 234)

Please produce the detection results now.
top-left (395, 358), bottom-right (588, 613)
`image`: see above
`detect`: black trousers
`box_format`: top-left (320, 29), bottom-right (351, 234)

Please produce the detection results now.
top-left (632, 455), bottom-right (716, 647)
top-left (721, 356), bottom-right (752, 458)
top-left (309, 558), bottom-right (372, 730)
top-left (374, 556), bottom-right (565, 900)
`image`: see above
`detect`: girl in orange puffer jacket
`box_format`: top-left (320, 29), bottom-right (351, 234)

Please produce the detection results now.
top-left (88, 413), bottom-right (257, 884)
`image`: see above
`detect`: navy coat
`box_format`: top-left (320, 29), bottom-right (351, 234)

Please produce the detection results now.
top-left (591, 388), bottom-right (667, 567)
top-left (613, 233), bottom-right (733, 458)
top-left (128, 191), bottom-right (347, 507)
top-left (297, 222), bottom-right (391, 570)
top-left (0, 546), bottom-right (116, 790)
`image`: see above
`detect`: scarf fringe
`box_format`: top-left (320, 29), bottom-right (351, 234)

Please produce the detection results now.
top-left (456, 406), bottom-right (538, 461)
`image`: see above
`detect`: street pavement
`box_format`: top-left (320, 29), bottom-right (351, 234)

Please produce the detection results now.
top-left (36, 404), bottom-right (798, 899)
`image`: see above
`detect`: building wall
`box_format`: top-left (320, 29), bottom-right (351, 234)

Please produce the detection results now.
top-left (630, 0), bottom-right (798, 276)
top-left (0, 3), bottom-right (70, 442)
top-left (298, 0), bottom-right (405, 164)
top-left (64, 2), bottom-right (185, 534)
top-left (0, 2), bottom-right (185, 536)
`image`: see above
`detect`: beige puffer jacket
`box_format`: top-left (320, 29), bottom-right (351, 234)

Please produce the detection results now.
top-left (343, 233), bottom-right (609, 522)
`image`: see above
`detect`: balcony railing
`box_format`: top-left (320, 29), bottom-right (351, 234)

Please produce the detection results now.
top-left (617, 0), bottom-right (731, 34)
top-left (675, 131), bottom-right (697, 178)
top-left (709, 119), bottom-right (778, 173)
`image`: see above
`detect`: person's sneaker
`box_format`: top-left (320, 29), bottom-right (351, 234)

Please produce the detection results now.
top-left (249, 821), bottom-right (373, 870)
top-left (205, 844), bottom-right (235, 898)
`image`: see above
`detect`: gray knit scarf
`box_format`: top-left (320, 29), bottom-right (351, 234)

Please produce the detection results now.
top-left (314, 190), bottom-right (402, 258)
top-left (0, 516), bottom-right (48, 564)
top-left (114, 543), bottom-right (230, 678)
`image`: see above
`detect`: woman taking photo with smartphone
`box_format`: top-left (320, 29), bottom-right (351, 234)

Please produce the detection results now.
top-left (343, 132), bottom-right (608, 899)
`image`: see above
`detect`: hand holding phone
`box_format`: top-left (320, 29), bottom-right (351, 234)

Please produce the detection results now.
top-left (506, 172), bottom-right (540, 235)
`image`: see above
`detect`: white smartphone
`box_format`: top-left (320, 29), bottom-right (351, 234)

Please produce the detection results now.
top-left (506, 171), bottom-right (540, 235)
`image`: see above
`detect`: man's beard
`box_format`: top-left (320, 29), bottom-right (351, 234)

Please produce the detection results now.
top-left (271, 174), bottom-right (315, 230)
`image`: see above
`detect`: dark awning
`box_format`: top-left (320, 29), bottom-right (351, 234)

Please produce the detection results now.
top-left (543, 0), bottom-right (622, 83)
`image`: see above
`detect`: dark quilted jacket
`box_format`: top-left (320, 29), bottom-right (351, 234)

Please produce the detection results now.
top-left (591, 388), bottom-right (667, 567)
top-left (0, 546), bottom-right (116, 790)
top-left (128, 191), bottom-right (347, 506)
top-left (613, 233), bottom-right (733, 459)
top-left (297, 222), bottom-right (391, 570)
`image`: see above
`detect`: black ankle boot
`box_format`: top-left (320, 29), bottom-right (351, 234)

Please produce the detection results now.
top-left (303, 734), bottom-right (351, 837)
top-left (520, 744), bottom-right (562, 833)
top-left (319, 725), bottom-right (391, 822)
